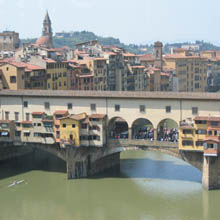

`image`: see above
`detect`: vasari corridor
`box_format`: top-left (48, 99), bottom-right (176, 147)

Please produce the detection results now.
top-left (1, 1), bottom-right (220, 219)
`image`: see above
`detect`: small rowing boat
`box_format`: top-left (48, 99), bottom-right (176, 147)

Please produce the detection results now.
top-left (8, 180), bottom-right (24, 188)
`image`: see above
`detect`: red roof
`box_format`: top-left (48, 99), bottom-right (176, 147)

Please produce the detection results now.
top-left (54, 110), bottom-right (69, 115)
top-left (32, 112), bottom-right (45, 115)
top-left (89, 114), bottom-right (106, 119)
top-left (21, 121), bottom-right (32, 124)
top-left (24, 63), bottom-right (45, 71)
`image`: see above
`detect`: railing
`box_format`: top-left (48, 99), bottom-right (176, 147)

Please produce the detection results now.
top-left (108, 139), bottom-right (178, 148)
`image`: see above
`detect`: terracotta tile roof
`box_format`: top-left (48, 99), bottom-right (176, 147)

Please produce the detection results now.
top-left (180, 125), bottom-right (195, 129)
top-left (0, 61), bottom-right (26, 68)
top-left (24, 63), bottom-right (45, 71)
top-left (203, 137), bottom-right (220, 143)
top-left (54, 110), bottom-right (69, 115)
top-left (139, 54), bottom-right (155, 61)
top-left (59, 113), bottom-right (87, 121)
top-left (32, 112), bottom-right (45, 115)
top-left (21, 121), bottom-right (32, 124)
top-left (0, 120), bottom-right (13, 123)
top-left (89, 114), bottom-right (106, 119)
top-left (82, 118), bottom-right (90, 124)
top-left (123, 53), bottom-right (136, 57)
top-left (70, 114), bottom-right (87, 121)
top-left (208, 117), bottom-right (220, 122)
top-left (131, 65), bottom-right (145, 69)
top-left (194, 116), bottom-right (209, 121)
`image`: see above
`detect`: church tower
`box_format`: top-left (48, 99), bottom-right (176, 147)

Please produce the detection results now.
top-left (154, 41), bottom-right (163, 71)
top-left (42, 11), bottom-right (53, 38)
top-left (35, 11), bottom-right (54, 48)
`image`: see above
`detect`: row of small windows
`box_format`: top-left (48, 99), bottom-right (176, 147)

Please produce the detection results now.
top-left (182, 140), bottom-right (204, 146)
top-left (183, 129), bottom-right (220, 136)
top-left (2, 100), bottom-right (199, 115)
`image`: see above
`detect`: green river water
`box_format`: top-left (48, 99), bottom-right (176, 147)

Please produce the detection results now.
top-left (0, 150), bottom-right (219, 220)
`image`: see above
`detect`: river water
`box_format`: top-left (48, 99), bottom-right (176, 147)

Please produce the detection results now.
top-left (0, 150), bottom-right (219, 220)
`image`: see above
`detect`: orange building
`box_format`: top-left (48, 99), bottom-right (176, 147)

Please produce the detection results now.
top-left (53, 110), bottom-right (69, 143)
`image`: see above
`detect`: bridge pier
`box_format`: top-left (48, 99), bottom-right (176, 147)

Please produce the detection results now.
top-left (66, 146), bottom-right (120, 179)
top-left (202, 155), bottom-right (220, 190)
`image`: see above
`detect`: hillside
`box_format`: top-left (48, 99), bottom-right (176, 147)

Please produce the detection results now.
top-left (21, 31), bottom-right (220, 55)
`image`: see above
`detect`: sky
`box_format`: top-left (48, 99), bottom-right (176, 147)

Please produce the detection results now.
top-left (0, 0), bottom-right (219, 45)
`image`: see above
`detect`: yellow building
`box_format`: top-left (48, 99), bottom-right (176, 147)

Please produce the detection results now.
top-left (0, 61), bottom-right (25, 90)
top-left (59, 113), bottom-right (87, 147)
top-left (164, 54), bottom-right (207, 92)
top-left (179, 116), bottom-right (208, 151)
top-left (46, 59), bottom-right (69, 90)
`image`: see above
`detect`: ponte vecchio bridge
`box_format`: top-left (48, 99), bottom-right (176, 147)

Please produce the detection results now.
top-left (0, 90), bottom-right (220, 190)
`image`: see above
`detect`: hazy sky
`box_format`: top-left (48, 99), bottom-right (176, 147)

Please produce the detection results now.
top-left (0, 0), bottom-right (219, 45)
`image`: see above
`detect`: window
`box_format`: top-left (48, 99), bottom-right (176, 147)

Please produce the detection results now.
top-left (68, 103), bottom-right (72, 110)
top-left (1, 123), bottom-right (8, 128)
top-left (72, 124), bottom-right (75, 128)
top-left (192, 107), bottom-right (198, 115)
top-left (14, 112), bottom-right (19, 121)
top-left (196, 141), bottom-right (203, 146)
top-left (183, 129), bottom-right (193, 134)
top-left (37, 123), bottom-right (41, 127)
top-left (115, 104), bottom-right (120, 112)
top-left (140, 105), bottom-right (145, 113)
top-left (196, 130), bottom-right (207, 135)
top-left (5, 111), bottom-right (9, 120)
top-left (91, 104), bottom-right (96, 112)
top-left (182, 140), bottom-right (193, 146)
top-left (195, 120), bottom-right (207, 124)
top-left (56, 131), bottom-right (60, 138)
top-left (44, 102), bottom-right (50, 110)
top-left (81, 124), bottom-right (87, 129)
top-left (15, 131), bottom-right (21, 137)
top-left (32, 114), bottom-right (42, 119)
top-left (34, 132), bottom-right (40, 137)
top-left (6, 67), bottom-right (9, 71)
top-left (25, 113), bottom-right (30, 121)
top-left (10, 76), bottom-right (16, 83)
top-left (208, 130), bottom-right (212, 136)
top-left (211, 121), bottom-right (218, 127)
top-left (62, 124), bottom-right (66, 128)
top-left (166, 106), bottom-right (171, 113)
top-left (195, 83), bottom-right (200, 89)
top-left (24, 132), bottom-right (30, 137)
top-left (24, 101), bottom-right (28, 108)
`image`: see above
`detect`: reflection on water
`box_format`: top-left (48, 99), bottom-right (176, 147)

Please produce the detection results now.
top-left (0, 150), bottom-right (219, 220)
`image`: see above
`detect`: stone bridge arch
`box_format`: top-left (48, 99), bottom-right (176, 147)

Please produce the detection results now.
top-left (157, 118), bottom-right (179, 142)
top-left (131, 118), bottom-right (154, 140)
top-left (108, 117), bottom-right (129, 139)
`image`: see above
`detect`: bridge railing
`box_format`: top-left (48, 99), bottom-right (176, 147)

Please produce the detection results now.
top-left (108, 139), bottom-right (178, 148)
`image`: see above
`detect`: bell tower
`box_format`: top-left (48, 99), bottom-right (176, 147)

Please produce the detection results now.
top-left (154, 41), bottom-right (163, 71)
top-left (42, 11), bottom-right (53, 38)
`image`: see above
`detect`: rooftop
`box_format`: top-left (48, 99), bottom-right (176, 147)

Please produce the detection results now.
top-left (1, 90), bottom-right (220, 101)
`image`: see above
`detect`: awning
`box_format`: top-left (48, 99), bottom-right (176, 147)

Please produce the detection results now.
top-left (23, 130), bottom-right (30, 133)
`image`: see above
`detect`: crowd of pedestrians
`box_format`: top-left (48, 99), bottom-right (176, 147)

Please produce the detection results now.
top-left (133, 127), bottom-right (154, 140)
top-left (158, 128), bottom-right (178, 142)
